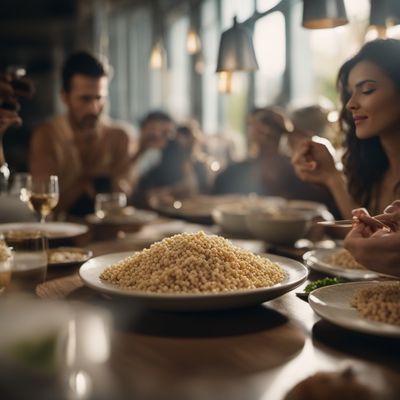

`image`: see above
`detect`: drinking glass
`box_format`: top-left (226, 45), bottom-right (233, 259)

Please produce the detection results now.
top-left (26, 175), bottom-right (59, 223)
top-left (9, 172), bottom-right (31, 202)
top-left (0, 236), bottom-right (13, 295)
top-left (95, 192), bottom-right (127, 219)
top-left (4, 230), bottom-right (48, 294)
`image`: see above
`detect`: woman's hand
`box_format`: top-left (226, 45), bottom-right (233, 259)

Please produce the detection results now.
top-left (344, 201), bottom-right (400, 277)
top-left (0, 79), bottom-right (21, 135)
top-left (291, 140), bottom-right (339, 187)
top-left (352, 201), bottom-right (400, 235)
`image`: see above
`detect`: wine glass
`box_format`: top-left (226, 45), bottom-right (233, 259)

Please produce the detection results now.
top-left (26, 175), bottom-right (59, 223)
top-left (9, 172), bottom-right (31, 202)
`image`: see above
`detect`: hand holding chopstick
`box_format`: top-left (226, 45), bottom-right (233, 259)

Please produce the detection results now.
top-left (318, 204), bottom-right (399, 233)
top-left (343, 201), bottom-right (400, 277)
top-left (352, 208), bottom-right (396, 234)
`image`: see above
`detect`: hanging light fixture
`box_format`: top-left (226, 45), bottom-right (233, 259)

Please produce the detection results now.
top-left (187, 29), bottom-right (202, 54)
top-left (216, 16), bottom-right (259, 72)
top-left (149, 39), bottom-right (166, 69)
top-left (149, 0), bottom-right (167, 70)
top-left (217, 71), bottom-right (233, 94)
top-left (366, 0), bottom-right (389, 40)
top-left (194, 51), bottom-right (205, 74)
top-left (366, 0), bottom-right (400, 40)
top-left (386, 0), bottom-right (400, 38)
top-left (302, 0), bottom-right (348, 29)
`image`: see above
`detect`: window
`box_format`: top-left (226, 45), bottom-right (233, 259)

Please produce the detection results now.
top-left (201, 0), bottom-right (219, 134)
top-left (254, 11), bottom-right (286, 107)
top-left (166, 15), bottom-right (191, 121)
top-left (290, 0), bottom-right (370, 105)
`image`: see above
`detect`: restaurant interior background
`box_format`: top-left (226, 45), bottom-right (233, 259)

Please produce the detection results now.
top-left (1, 0), bottom-right (399, 170)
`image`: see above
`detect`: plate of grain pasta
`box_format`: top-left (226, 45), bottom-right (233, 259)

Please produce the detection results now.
top-left (79, 231), bottom-right (308, 311)
top-left (303, 248), bottom-right (382, 280)
top-left (308, 281), bottom-right (400, 337)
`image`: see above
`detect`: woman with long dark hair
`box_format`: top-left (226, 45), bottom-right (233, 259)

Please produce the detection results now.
top-left (292, 39), bottom-right (400, 218)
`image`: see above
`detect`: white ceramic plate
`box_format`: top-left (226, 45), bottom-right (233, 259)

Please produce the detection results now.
top-left (303, 248), bottom-right (381, 280)
top-left (79, 252), bottom-right (308, 311)
top-left (0, 222), bottom-right (88, 239)
top-left (309, 282), bottom-right (400, 338)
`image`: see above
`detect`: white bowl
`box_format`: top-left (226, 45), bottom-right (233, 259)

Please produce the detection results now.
top-left (212, 196), bottom-right (286, 236)
top-left (212, 206), bottom-right (248, 235)
top-left (245, 209), bottom-right (313, 245)
top-left (286, 200), bottom-right (333, 220)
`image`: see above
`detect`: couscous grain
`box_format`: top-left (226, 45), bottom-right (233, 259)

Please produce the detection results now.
top-left (351, 282), bottom-right (400, 325)
top-left (100, 231), bottom-right (285, 293)
top-left (327, 249), bottom-right (365, 270)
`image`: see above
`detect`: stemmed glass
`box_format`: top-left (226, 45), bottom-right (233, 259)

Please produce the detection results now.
top-left (26, 175), bottom-right (59, 223)
top-left (9, 172), bottom-right (31, 202)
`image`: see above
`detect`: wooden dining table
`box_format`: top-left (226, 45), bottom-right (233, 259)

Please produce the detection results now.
top-left (5, 217), bottom-right (400, 400)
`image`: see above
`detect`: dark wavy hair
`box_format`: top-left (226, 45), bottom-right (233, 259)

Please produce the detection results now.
top-left (337, 39), bottom-right (400, 208)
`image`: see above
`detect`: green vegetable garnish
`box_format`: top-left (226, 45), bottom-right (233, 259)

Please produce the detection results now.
top-left (305, 277), bottom-right (347, 293)
top-left (8, 333), bottom-right (58, 374)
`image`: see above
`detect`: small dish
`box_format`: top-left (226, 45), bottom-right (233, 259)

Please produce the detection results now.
top-left (47, 247), bottom-right (93, 268)
top-left (303, 248), bottom-right (381, 280)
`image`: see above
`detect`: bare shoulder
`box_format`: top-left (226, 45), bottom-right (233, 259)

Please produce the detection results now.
top-left (31, 115), bottom-right (62, 140)
top-left (102, 117), bottom-right (137, 140)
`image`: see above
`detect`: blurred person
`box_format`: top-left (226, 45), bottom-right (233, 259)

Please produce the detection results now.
top-left (130, 110), bottom-right (176, 179)
top-left (281, 102), bottom-right (340, 159)
top-left (212, 106), bottom-right (340, 218)
top-left (132, 140), bottom-right (195, 209)
top-left (29, 51), bottom-right (135, 217)
top-left (132, 124), bottom-right (210, 209)
top-left (0, 72), bottom-right (34, 192)
top-left (212, 107), bottom-right (292, 195)
top-left (0, 73), bottom-right (36, 222)
top-left (344, 200), bottom-right (400, 277)
top-left (175, 123), bottom-right (209, 192)
top-left (292, 39), bottom-right (400, 218)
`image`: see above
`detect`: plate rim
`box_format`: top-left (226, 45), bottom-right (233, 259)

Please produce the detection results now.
top-left (303, 248), bottom-right (381, 280)
top-left (0, 221), bottom-right (88, 239)
top-left (79, 251), bottom-right (308, 305)
top-left (309, 281), bottom-right (400, 337)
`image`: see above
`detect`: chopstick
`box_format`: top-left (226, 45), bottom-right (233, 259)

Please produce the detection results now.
top-left (318, 217), bottom-right (392, 231)
top-left (317, 220), bottom-right (353, 228)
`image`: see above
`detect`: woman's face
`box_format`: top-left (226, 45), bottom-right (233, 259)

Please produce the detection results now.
top-left (346, 61), bottom-right (400, 139)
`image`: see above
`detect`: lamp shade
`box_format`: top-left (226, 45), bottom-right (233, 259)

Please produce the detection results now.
top-left (369, 0), bottom-right (389, 27)
top-left (302, 0), bottom-right (348, 29)
top-left (216, 17), bottom-right (258, 72)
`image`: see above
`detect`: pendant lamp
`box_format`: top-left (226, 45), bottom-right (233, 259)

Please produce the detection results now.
top-left (302, 0), bottom-right (348, 29)
top-left (216, 16), bottom-right (258, 72)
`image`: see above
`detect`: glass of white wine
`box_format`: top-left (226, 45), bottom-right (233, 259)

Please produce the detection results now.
top-left (26, 175), bottom-right (59, 223)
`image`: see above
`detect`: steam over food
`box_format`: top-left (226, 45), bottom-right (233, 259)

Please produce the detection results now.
top-left (100, 231), bottom-right (285, 294)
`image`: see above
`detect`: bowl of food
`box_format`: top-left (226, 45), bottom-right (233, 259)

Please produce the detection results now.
top-left (47, 247), bottom-right (93, 268)
top-left (212, 204), bottom-right (250, 236)
top-left (245, 208), bottom-right (313, 245)
top-left (212, 196), bottom-right (286, 236)
top-left (287, 200), bottom-right (334, 220)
